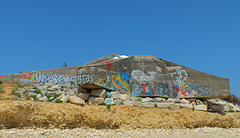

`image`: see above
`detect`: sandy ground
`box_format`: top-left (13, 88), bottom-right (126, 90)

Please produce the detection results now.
top-left (0, 83), bottom-right (240, 137)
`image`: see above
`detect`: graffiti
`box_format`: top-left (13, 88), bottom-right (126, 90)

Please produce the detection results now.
top-left (0, 76), bottom-right (9, 81)
top-left (131, 70), bottom-right (156, 83)
top-left (131, 82), bottom-right (155, 96)
top-left (15, 72), bottom-right (77, 84)
top-left (168, 69), bottom-right (188, 83)
top-left (111, 75), bottom-right (130, 94)
top-left (33, 72), bottom-right (77, 84)
top-left (78, 74), bottom-right (94, 85)
top-left (18, 72), bottom-right (31, 79)
top-left (107, 63), bottom-right (111, 70)
top-left (121, 71), bottom-right (129, 81)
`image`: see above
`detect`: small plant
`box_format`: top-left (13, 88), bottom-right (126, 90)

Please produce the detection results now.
top-left (228, 109), bottom-right (236, 112)
top-left (33, 89), bottom-right (42, 95)
top-left (22, 90), bottom-right (28, 94)
top-left (70, 82), bottom-right (74, 84)
top-left (11, 86), bottom-right (18, 95)
top-left (53, 93), bottom-right (61, 99)
top-left (0, 84), bottom-right (4, 93)
top-left (106, 104), bottom-right (111, 109)
top-left (33, 86), bottom-right (37, 89)
top-left (32, 95), bottom-right (37, 100)
top-left (55, 99), bottom-right (63, 103)
top-left (154, 103), bottom-right (158, 107)
top-left (136, 97), bottom-right (142, 102)
top-left (15, 82), bottom-right (24, 88)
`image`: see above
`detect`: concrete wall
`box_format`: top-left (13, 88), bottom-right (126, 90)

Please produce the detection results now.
top-left (0, 66), bottom-right (81, 84)
top-left (78, 55), bottom-right (230, 98)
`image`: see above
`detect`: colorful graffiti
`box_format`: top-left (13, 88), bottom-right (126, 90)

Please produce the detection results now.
top-left (0, 75), bottom-right (9, 81)
top-left (78, 74), bottom-right (94, 85)
top-left (111, 75), bottom-right (130, 94)
top-left (17, 72), bottom-right (77, 84)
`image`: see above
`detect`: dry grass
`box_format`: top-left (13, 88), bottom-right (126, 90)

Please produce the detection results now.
top-left (0, 100), bottom-right (239, 129)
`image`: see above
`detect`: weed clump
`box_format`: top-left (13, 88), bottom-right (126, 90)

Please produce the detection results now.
top-left (0, 84), bottom-right (4, 93)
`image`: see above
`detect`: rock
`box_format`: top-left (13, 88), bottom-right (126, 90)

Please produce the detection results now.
top-left (110, 91), bottom-right (119, 99)
top-left (154, 97), bottom-right (166, 102)
top-left (123, 100), bottom-right (133, 106)
top-left (48, 85), bottom-right (61, 91)
top-left (180, 99), bottom-right (189, 104)
top-left (106, 92), bottom-right (111, 98)
top-left (69, 96), bottom-right (85, 106)
top-left (77, 92), bottom-right (90, 100)
top-left (196, 100), bottom-right (204, 105)
top-left (91, 89), bottom-right (107, 98)
top-left (180, 104), bottom-right (193, 109)
top-left (207, 101), bottom-right (224, 113)
top-left (170, 104), bottom-right (180, 109)
top-left (166, 98), bottom-right (175, 103)
top-left (142, 102), bottom-right (155, 107)
top-left (119, 94), bottom-right (129, 101)
top-left (49, 97), bottom-right (55, 100)
top-left (132, 101), bottom-right (143, 107)
top-left (78, 87), bottom-right (88, 93)
top-left (88, 97), bottom-right (104, 105)
top-left (67, 90), bottom-right (75, 96)
top-left (60, 95), bottom-right (70, 103)
top-left (194, 105), bottom-right (207, 111)
top-left (28, 92), bottom-right (37, 97)
top-left (156, 102), bottom-right (174, 108)
top-left (38, 96), bottom-right (48, 102)
top-left (15, 90), bottom-right (24, 95)
top-left (141, 98), bottom-right (151, 102)
top-left (115, 99), bottom-right (123, 105)
top-left (104, 98), bottom-right (115, 105)
top-left (190, 101), bottom-right (197, 106)
top-left (36, 94), bottom-right (42, 99)
top-left (174, 99), bottom-right (181, 103)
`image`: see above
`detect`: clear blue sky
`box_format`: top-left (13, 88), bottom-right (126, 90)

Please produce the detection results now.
top-left (1, 1), bottom-right (239, 97)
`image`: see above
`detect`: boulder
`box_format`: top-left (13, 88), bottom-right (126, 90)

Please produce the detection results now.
top-left (123, 100), bottom-right (133, 106)
top-left (48, 85), bottom-right (61, 91)
top-left (119, 94), bottom-right (129, 101)
top-left (38, 96), bottom-right (48, 102)
top-left (110, 91), bottom-right (119, 99)
top-left (77, 92), bottom-right (90, 100)
top-left (142, 102), bottom-right (155, 107)
top-left (180, 99), bottom-right (189, 104)
top-left (60, 95), bottom-right (70, 103)
top-left (132, 101), bottom-right (143, 107)
top-left (104, 98), bottom-right (115, 105)
top-left (69, 96), bottom-right (85, 106)
top-left (88, 97), bottom-right (104, 105)
top-left (166, 98), bottom-right (175, 103)
top-left (91, 89), bottom-right (107, 98)
top-left (67, 90), bottom-right (75, 96)
top-left (141, 98), bottom-right (151, 102)
top-left (28, 92), bottom-right (37, 97)
top-left (156, 102), bottom-right (174, 108)
top-left (36, 94), bottom-right (42, 99)
top-left (194, 105), bottom-right (207, 111)
top-left (78, 87), bottom-right (88, 93)
top-left (180, 104), bottom-right (193, 109)
top-left (190, 101), bottom-right (197, 106)
top-left (207, 101), bottom-right (224, 113)
top-left (196, 100), bottom-right (204, 105)
top-left (174, 99), bottom-right (181, 103)
top-left (153, 97), bottom-right (166, 102)
top-left (115, 99), bottom-right (123, 105)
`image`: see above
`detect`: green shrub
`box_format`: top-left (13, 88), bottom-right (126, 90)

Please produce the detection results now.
top-left (32, 95), bottom-right (37, 100)
top-left (33, 89), bottom-right (42, 95)
top-left (0, 84), bottom-right (4, 93)
top-left (46, 94), bottom-right (52, 99)
top-left (228, 109), bottom-right (236, 112)
top-left (70, 82), bottom-right (74, 84)
top-left (11, 86), bottom-right (18, 95)
top-left (53, 93), bottom-right (61, 99)
top-left (15, 82), bottom-right (24, 88)
top-left (55, 99), bottom-right (63, 103)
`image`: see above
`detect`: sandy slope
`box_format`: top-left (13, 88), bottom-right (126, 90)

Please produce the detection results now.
top-left (0, 100), bottom-right (239, 129)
